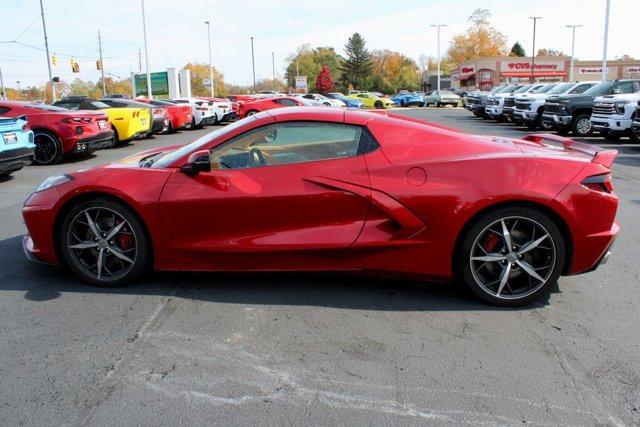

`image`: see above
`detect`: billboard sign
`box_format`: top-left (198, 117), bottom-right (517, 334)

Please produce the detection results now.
top-left (294, 76), bottom-right (307, 92)
top-left (134, 71), bottom-right (169, 96)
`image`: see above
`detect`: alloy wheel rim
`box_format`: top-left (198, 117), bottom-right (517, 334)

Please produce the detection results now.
top-left (470, 216), bottom-right (556, 300)
top-left (576, 118), bottom-right (591, 135)
top-left (66, 207), bottom-right (138, 281)
top-left (34, 133), bottom-right (57, 164)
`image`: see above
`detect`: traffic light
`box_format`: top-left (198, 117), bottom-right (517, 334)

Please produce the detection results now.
top-left (96, 60), bottom-right (102, 71)
top-left (51, 54), bottom-right (57, 66)
top-left (70, 59), bottom-right (80, 73)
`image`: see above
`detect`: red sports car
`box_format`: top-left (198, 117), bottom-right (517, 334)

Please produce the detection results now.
top-left (237, 96), bottom-right (303, 118)
top-left (0, 101), bottom-right (113, 165)
top-left (134, 98), bottom-right (192, 132)
top-left (22, 108), bottom-right (618, 306)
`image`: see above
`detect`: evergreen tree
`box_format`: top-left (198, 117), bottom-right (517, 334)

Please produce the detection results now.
top-left (315, 66), bottom-right (333, 93)
top-left (339, 33), bottom-right (373, 90)
top-left (510, 42), bottom-right (526, 57)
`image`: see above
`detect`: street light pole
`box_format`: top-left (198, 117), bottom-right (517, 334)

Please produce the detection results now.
top-left (205, 21), bottom-right (215, 97)
top-left (430, 24), bottom-right (446, 91)
top-left (565, 24), bottom-right (582, 81)
top-left (0, 67), bottom-right (5, 100)
top-left (141, 0), bottom-right (152, 99)
top-left (39, 0), bottom-right (56, 102)
top-left (602, 0), bottom-right (611, 81)
top-left (272, 52), bottom-right (276, 92)
top-left (17, 81), bottom-right (21, 99)
top-left (250, 37), bottom-right (256, 93)
top-left (529, 17), bottom-right (542, 83)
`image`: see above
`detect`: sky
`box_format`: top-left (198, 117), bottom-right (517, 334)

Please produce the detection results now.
top-left (0, 0), bottom-right (638, 89)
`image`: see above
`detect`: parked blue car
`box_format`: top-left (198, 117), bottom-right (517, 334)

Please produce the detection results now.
top-left (326, 92), bottom-right (365, 109)
top-left (390, 92), bottom-right (425, 107)
top-left (0, 115), bottom-right (35, 176)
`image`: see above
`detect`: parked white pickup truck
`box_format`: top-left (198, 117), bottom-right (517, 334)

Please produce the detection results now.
top-left (512, 81), bottom-right (597, 130)
top-left (632, 101), bottom-right (640, 141)
top-left (590, 90), bottom-right (640, 142)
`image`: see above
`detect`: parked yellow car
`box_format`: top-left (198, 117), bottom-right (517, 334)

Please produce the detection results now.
top-left (347, 92), bottom-right (394, 109)
top-left (51, 97), bottom-right (152, 145)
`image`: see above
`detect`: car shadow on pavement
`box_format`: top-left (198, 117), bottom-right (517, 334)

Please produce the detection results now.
top-left (0, 235), bottom-right (553, 311)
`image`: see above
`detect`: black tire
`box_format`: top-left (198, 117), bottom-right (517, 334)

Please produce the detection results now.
top-left (33, 130), bottom-right (63, 165)
top-left (436, 102), bottom-right (442, 108)
top-left (374, 100), bottom-right (383, 109)
top-left (59, 198), bottom-right (151, 287)
top-left (109, 126), bottom-right (120, 147)
top-left (457, 206), bottom-right (565, 307)
top-left (166, 121), bottom-right (174, 134)
top-left (629, 114), bottom-right (640, 143)
top-left (323, 102), bottom-right (331, 107)
top-left (572, 113), bottom-right (593, 137)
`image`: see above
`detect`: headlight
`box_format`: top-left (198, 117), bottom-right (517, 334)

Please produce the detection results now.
top-left (35, 174), bottom-right (74, 192)
top-left (614, 102), bottom-right (627, 114)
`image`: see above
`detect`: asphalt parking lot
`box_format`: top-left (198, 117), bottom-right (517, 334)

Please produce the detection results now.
top-left (1, 107), bottom-right (639, 425)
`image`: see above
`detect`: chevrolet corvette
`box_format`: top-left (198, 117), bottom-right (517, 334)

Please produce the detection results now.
top-left (22, 108), bottom-right (618, 306)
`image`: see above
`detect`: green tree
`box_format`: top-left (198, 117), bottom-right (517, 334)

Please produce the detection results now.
top-left (339, 33), bottom-right (373, 91)
top-left (183, 62), bottom-right (226, 97)
top-left (510, 42), bottom-right (526, 57)
top-left (285, 44), bottom-right (341, 92)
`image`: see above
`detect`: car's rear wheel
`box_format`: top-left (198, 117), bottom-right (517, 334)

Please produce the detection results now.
top-left (60, 199), bottom-right (150, 286)
top-left (572, 114), bottom-right (592, 137)
top-left (33, 130), bottom-right (63, 165)
top-left (458, 207), bottom-right (565, 306)
top-left (374, 100), bottom-right (383, 109)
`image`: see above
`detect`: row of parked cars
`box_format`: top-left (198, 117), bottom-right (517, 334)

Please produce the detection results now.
top-left (464, 79), bottom-right (640, 142)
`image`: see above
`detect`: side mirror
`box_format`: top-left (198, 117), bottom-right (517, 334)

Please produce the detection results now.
top-left (180, 150), bottom-right (211, 174)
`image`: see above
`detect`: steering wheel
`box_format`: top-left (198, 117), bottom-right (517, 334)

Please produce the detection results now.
top-left (249, 148), bottom-right (266, 166)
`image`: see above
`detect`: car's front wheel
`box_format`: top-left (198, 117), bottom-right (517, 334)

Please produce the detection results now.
top-left (59, 199), bottom-right (150, 286)
top-left (572, 114), bottom-right (593, 137)
top-left (457, 207), bottom-right (565, 306)
top-left (374, 100), bottom-right (383, 109)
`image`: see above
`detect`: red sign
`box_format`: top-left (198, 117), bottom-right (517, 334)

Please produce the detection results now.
top-left (507, 62), bottom-right (558, 70)
top-left (461, 66), bottom-right (474, 74)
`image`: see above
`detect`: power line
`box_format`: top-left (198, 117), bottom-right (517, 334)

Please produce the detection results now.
top-left (14, 16), bottom-right (41, 42)
top-left (0, 40), bottom-right (136, 60)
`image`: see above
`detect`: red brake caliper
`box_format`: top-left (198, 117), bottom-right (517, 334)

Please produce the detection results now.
top-left (482, 233), bottom-right (501, 253)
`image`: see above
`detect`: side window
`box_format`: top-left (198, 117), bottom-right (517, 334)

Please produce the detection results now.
top-left (55, 102), bottom-right (80, 110)
top-left (613, 82), bottom-right (635, 94)
top-left (276, 98), bottom-right (297, 106)
top-left (303, 95), bottom-right (314, 99)
top-left (210, 122), bottom-right (364, 169)
top-left (572, 84), bottom-right (592, 94)
top-left (634, 81), bottom-right (640, 92)
top-left (0, 107), bottom-right (10, 116)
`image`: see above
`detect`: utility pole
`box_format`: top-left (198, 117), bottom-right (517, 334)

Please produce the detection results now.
top-left (0, 67), bottom-right (5, 100)
top-left (250, 37), bottom-right (256, 93)
top-left (272, 52), bottom-right (276, 92)
top-left (17, 81), bottom-right (21, 99)
top-left (138, 48), bottom-right (142, 72)
top-left (602, 0), bottom-right (610, 81)
top-left (430, 24), bottom-right (446, 91)
top-left (565, 24), bottom-right (582, 81)
top-left (141, 0), bottom-right (152, 99)
top-left (205, 21), bottom-right (214, 97)
top-left (39, 0), bottom-right (56, 102)
top-left (98, 30), bottom-right (106, 96)
top-left (529, 17), bottom-right (542, 83)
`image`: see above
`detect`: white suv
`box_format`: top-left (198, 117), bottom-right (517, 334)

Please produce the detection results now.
top-left (591, 89), bottom-right (640, 142)
top-left (513, 82), bottom-right (598, 130)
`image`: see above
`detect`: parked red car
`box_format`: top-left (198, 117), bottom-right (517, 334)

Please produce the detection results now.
top-left (236, 97), bottom-right (303, 118)
top-left (0, 101), bottom-right (113, 165)
top-left (134, 98), bottom-right (192, 132)
top-left (22, 107), bottom-right (618, 306)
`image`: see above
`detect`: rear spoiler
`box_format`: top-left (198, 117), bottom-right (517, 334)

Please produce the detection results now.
top-left (522, 133), bottom-right (617, 169)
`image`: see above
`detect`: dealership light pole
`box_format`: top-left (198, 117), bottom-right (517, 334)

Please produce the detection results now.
top-left (17, 81), bottom-right (21, 99)
top-left (529, 17), bottom-right (541, 83)
top-left (250, 37), bottom-right (256, 93)
top-left (39, 0), bottom-right (56, 102)
top-left (0, 67), bottom-right (5, 100)
top-left (565, 24), bottom-right (582, 81)
top-left (430, 24), bottom-right (446, 91)
top-left (205, 21), bottom-right (215, 97)
top-left (140, 0), bottom-right (152, 99)
top-left (98, 30), bottom-right (106, 96)
top-left (602, 0), bottom-right (610, 81)
top-left (272, 52), bottom-right (276, 92)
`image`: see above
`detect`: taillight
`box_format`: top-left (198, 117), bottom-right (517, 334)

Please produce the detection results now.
top-left (61, 117), bottom-right (92, 124)
top-left (22, 123), bottom-right (30, 132)
top-left (581, 173), bottom-right (614, 193)
top-left (153, 108), bottom-right (163, 115)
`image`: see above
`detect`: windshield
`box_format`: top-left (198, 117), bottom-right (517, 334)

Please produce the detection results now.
top-left (91, 101), bottom-right (112, 108)
top-left (513, 85), bottom-right (533, 94)
top-left (152, 118), bottom-right (252, 168)
top-left (583, 81), bottom-right (614, 96)
top-left (547, 83), bottom-right (574, 94)
top-left (533, 84), bottom-right (556, 94)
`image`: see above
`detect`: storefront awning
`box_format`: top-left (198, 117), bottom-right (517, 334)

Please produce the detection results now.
top-left (501, 71), bottom-right (567, 78)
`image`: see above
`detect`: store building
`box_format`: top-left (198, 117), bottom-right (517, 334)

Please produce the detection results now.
top-left (448, 56), bottom-right (640, 91)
